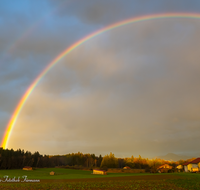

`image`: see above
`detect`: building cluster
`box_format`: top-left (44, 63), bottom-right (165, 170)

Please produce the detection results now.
top-left (157, 157), bottom-right (200, 173)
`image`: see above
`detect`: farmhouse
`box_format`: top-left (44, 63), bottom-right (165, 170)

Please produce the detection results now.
top-left (123, 166), bottom-right (131, 169)
top-left (157, 164), bottom-right (172, 173)
top-left (23, 166), bottom-right (32, 170)
top-left (158, 164), bottom-right (172, 169)
top-left (188, 158), bottom-right (200, 172)
top-left (183, 158), bottom-right (200, 172)
top-left (93, 169), bottom-right (107, 175)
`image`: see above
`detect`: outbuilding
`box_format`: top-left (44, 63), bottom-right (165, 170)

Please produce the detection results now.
top-left (93, 169), bottom-right (107, 175)
top-left (23, 166), bottom-right (32, 170)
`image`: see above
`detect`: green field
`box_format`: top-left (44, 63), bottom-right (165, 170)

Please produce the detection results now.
top-left (0, 168), bottom-right (199, 190)
top-left (0, 168), bottom-right (154, 180)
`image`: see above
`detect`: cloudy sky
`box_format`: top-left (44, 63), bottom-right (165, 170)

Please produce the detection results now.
top-left (1, 0), bottom-right (200, 158)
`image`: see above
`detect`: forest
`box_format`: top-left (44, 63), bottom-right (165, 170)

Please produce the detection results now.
top-left (0, 148), bottom-right (192, 170)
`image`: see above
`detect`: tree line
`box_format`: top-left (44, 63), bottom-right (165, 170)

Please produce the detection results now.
top-left (0, 148), bottom-right (103, 169)
top-left (0, 148), bottom-right (192, 170)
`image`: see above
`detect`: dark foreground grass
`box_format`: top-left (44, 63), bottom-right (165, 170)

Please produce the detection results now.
top-left (167, 173), bottom-right (200, 190)
top-left (0, 169), bottom-right (199, 189)
top-left (0, 180), bottom-right (185, 190)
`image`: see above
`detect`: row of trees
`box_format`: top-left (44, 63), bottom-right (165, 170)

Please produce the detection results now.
top-left (0, 148), bottom-right (66, 169)
top-left (100, 153), bottom-right (179, 170)
top-left (0, 148), bottom-right (103, 169)
top-left (0, 148), bottom-right (192, 170)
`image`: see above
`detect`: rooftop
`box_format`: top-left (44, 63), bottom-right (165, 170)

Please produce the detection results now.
top-left (190, 157), bottom-right (200, 164)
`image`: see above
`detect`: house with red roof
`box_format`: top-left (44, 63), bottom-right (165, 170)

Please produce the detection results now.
top-left (189, 158), bottom-right (200, 172)
top-left (183, 158), bottom-right (200, 172)
top-left (157, 164), bottom-right (172, 173)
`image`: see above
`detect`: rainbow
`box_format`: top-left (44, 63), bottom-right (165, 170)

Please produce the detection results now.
top-left (2, 12), bottom-right (200, 148)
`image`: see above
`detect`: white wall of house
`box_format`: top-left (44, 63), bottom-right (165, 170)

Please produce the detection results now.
top-left (184, 165), bottom-right (188, 172)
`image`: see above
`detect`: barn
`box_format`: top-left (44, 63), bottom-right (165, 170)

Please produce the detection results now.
top-left (23, 166), bottom-right (33, 170)
top-left (93, 169), bottom-right (107, 175)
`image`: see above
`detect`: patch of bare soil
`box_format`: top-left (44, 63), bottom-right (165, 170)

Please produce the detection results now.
top-left (40, 174), bottom-right (184, 183)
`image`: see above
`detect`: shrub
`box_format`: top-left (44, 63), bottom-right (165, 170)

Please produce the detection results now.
top-left (100, 166), bottom-right (108, 171)
top-left (145, 168), bottom-right (151, 173)
top-left (100, 153), bottom-right (118, 168)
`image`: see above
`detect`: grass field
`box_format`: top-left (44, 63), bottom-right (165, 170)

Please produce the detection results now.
top-left (0, 168), bottom-right (199, 189)
top-left (0, 168), bottom-right (155, 179)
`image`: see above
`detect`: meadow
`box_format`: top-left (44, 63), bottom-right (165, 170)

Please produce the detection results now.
top-left (0, 168), bottom-right (154, 179)
top-left (0, 168), bottom-right (199, 189)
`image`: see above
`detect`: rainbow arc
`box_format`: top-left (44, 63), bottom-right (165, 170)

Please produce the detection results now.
top-left (2, 12), bottom-right (200, 148)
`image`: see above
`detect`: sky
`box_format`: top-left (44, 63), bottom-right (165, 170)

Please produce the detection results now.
top-left (1, 0), bottom-right (200, 158)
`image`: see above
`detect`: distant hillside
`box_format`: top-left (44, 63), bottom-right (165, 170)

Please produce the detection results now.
top-left (155, 153), bottom-right (191, 161)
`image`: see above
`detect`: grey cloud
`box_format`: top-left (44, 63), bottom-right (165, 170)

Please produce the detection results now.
top-left (0, 112), bottom-right (11, 140)
top-left (8, 19), bottom-right (200, 157)
top-left (50, 0), bottom-right (200, 26)
top-left (2, 0), bottom-right (200, 158)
